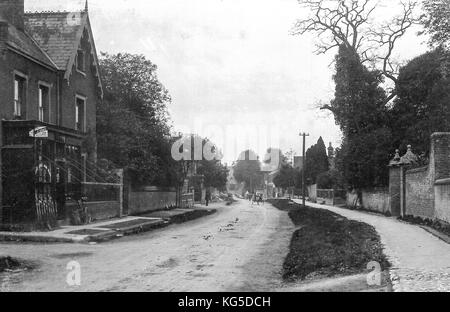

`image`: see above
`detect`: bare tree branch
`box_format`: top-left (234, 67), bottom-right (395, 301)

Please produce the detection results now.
top-left (292, 0), bottom-right (420, 105)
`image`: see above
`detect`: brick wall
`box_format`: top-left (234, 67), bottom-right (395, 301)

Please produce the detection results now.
top-left (0, 50), bottom-right (58, 122)
top-left (403, 133), bottom-right (450, 220)
top-left (389, 167), bottom-right (401, 216)
top-left (307, 184), bottom-right (317, 201)
top-left (435, 179), bottom-right (450, 223)
top-left (60, 30), bottom-right (100, 162)
top-left (66, 201), bottom-right (120, 221)
top-left (128, 187), bottom-right (177, 215)
top-left (362, 188), bottom-right (391, 214)
top-left (346, 190), bottom-right (360, 208)
top-left (405, 167), bottom-right (435, 219)
top-left (433, 133), bottom-right (450, 181)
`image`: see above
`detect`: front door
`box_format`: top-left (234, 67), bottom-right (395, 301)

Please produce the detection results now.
top-left (55, 161), bottom-right (67, 220)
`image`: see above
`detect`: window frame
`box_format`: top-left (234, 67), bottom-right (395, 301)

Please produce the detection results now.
top-left (38, 81), bottom-right (52, 123)
top-left (13, 71), bottom-right (28, 119)
top-left (75, 94), bottom-right (87, 132)
top-left (76, 49), bottom-right (86, 75)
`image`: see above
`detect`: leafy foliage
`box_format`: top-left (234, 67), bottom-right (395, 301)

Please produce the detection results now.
top-left (233, 150), bottom-right (263, 191)
top-left (335, 128), bottom-right (393, 189)
top-left (421, 0), bottom-right (450, 48)
top-left (330, 47), bottom-right (388, 136)
top-left (390, 48), bottom-right (450, 159)
top-left (330, 46), bottom-right (394, 188)
top-left (174, 134), bottom-right (229, 191)
top-left (273, 164), bottom-right (297, 189)
top-left (316, 169), bottom-right (345, 189)
top-left (97, 53), bottom-right (177, 187)
top-left (304, 137), bottom-right (329, 185)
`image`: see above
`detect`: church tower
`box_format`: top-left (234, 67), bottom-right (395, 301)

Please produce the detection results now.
top-left (328, 142), bottom-right (335, 170)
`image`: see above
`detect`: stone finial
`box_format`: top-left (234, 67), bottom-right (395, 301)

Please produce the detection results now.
top-left (389, 149), bottom-right (402, 167)
top-left (399, 145), bottom-right (418, 166)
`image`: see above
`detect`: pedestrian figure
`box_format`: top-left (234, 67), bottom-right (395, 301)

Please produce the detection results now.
top-left (205, 189), bottom-right (211, 207)
top-left (258, 194), bottom-right (264, 206)
top-left (245, 190), bottom-right (250, 201)
top-left (253, 193), bottom-right (260, 206)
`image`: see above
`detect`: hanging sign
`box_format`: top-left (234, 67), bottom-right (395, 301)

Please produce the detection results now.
top-left (29, 126), bottom-right (48, 138)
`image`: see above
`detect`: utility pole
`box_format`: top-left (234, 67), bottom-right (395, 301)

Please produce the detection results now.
top-left (300, 132), bottom-right (310, 207)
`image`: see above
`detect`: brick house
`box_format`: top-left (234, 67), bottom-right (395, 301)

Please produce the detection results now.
top-left (0, 0), bottom-right (103, 229)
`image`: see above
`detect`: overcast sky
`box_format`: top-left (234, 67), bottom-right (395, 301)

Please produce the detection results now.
top-left (27, 0), bottom-right (428, 164)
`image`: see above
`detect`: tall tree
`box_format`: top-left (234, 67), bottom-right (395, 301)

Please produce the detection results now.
top-left (330, 46), bottom-right (388, 137)
top-left (198, 160), bottom-right (229, 191)
top-left (233, 150), bottom-right (262, 192)
top-left (273, 164), bottom-right (297, 190)
top-left (421, 0), bottom-right (450, 48)
top-left (293, 0), bottom-right (419, 104)
top-left (304, 137), bottom-right (330, 185)
top-left (331, 46), bottom-right (394, 188)
top-left (390, 48), bottom-right (450, 159)
top-left (98, 53), bottom-right (176, 187)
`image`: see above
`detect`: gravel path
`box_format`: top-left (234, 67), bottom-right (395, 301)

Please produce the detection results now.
top-left (0, 200), bottom-right (294, 292)
top-left (294, 200), bottom-right (450, 292)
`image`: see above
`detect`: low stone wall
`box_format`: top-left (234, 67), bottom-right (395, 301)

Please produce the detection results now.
top-left (66, 201), bottom-right (120, 221)
top-left (346, 190), bottom-right (360, 208)
top-left (128, 186), bottom-right (177, 215)
top-left (405, 166), bottom-right (435, 219)
top-left (316, 189), bottom-right (346, 206)
top-left (435, 179), bottom-right (450, 223)
top-left (361, 188), bottom-right (390, 215)
top-left (87, 201), bottom-right (120, 221)
top-left (308, 184), bottom-right (317, 201)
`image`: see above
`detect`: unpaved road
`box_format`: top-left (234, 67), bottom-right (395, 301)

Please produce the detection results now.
top-left (0, 200), bottom-right (295, 292)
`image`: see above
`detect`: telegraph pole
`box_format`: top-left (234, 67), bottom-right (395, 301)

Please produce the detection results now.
top-left (300, 132), bottom-right (310, 207)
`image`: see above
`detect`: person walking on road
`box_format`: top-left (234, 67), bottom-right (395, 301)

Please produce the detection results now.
top-left (205, 189), bottom-right (211, 207)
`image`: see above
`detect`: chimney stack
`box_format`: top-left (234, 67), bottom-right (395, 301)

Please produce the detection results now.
top-left (0, 0), bottom-right (24, 30)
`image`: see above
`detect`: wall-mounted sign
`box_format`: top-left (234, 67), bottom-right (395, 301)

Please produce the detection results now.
top-left (29, 126), bottom-right (48, 138)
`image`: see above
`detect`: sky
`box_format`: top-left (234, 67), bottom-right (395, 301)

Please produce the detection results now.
top-left (27, 0), bottom-right (429, 164)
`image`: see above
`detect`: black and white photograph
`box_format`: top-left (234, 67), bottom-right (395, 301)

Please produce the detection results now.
top-left (0, 0), bottom-right (449, 298)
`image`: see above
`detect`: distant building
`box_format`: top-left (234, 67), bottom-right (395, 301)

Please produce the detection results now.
top-left (328, 142), bottom-right (336, 170)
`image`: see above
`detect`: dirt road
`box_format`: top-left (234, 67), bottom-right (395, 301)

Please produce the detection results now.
top-left (0, 200), bottom-right (295, 292)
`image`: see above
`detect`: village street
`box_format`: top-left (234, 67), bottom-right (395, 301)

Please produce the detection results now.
top-left (0, 200), bottom-right (295, 292)
top-left (3, 199), bottom-right (450, 292)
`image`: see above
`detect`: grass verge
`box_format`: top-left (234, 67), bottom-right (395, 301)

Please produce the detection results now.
top-left (268, 199), bottom-right (390, 282)
top-left (400, 215), bottom-right (450, 237)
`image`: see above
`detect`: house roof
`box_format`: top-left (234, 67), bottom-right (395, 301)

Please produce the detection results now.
top-left (3, 21), bottom-right (57, 70)
top-left (24, 10), bottom-right (103, 97)
top-left (24, 11), bottom-right (85, 70)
